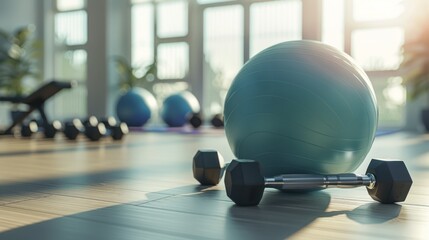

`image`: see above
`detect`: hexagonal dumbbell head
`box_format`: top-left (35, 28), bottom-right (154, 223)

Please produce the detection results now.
top-left (21, 121), bottom-right (38, 137)
top-left (366, 159), bottom-right (413, 203)
top-left (211, 114), bottom-right (224, 128)
top-left (111, 122), bottom-right (129, 140)
top-left (64, 119), bottom-right (84, 140)
top-left (44, 120), bottom-right (62, 139)
top-left (189, 112), bottom-right (203, 129)
top-left (193, 149), bottom-right (226, 185)
top-left (224, 159), bottom-right (265, 206)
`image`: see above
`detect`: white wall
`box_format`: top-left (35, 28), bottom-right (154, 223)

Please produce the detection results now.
top-left (0, 0), bottom-right (43, 32)
top-left (106, 0), bottom-right (131, 117)
top-left (86, 0), bottom-right (131, 117)
top-left (0, 0), bottom-right (44, 127)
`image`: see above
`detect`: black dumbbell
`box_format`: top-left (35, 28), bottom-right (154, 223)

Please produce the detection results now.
top-left (188, 112), bottom-right (203, 129)
top-left (193, 149), bottom-right (229, 185)
top-left (101, 116), bottom-right (117, 129)
top-left (225, 159), bottom-right (413, 206)
top-left (210, 114), bottom-right (224, 128)
top-left (44, 120), bottom-right (62, 138)
top-left (83, 116), bottom-right (107, 141)
top-left (64, 119), bottom-right (85, 140)
top-left (101, 116), bottom-right (129, 140)
top-left (21, 121), bottom-right (38, 137)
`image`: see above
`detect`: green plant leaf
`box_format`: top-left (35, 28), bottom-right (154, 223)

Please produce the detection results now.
top-left (0, 25), bottom-right (41, 95)
top-left (113, 56), bottom-right (157, 91)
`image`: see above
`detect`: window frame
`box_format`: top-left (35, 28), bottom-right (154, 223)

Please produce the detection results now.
top-left (52, 1), bottom-right (88, 81)
top-left (344, 0), bottom-right (405, 76)
top-left (48, 0), bottom-right (89, 118)
top-left (131, 0), bottom-right (406, 127)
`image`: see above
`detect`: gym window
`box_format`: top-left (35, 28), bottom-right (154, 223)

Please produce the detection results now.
top-left (51, 0), bottom-right (88, 118)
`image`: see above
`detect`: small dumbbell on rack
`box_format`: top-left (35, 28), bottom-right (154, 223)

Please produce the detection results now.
top-left (224, 159), bottom-right (413, 206)
top-left (20, 120), bottom-right (39, 137)
top-left (188, 112), bottom-right (203, 129)
top-left (20, 120), bottom-right (61, 139)
top-left (101, 117), bottom-right (129, 140)
top-left (210, 114), bottom-right (224, 128)
top-left (64, 119), bottom-right (85, 140)
top-left (43, 120), bottom-right (62, 138)
top-left (187, 113), bottom-right (224, 129)
top-left (83, 116), bottom-right (129, 141)
top-left (83, 116), bottom-right (107, 141)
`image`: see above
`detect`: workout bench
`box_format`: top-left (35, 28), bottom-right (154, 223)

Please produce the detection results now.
top-left (0, 80), bottom-right (74, 135)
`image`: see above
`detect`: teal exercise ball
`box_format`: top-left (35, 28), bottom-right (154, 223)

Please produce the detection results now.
top-left (224, 40), bottom-right (378, 176)
top-left (161, 91), bottom-right (200, 127)
top-left (116, 88), bottom-right (158, 127)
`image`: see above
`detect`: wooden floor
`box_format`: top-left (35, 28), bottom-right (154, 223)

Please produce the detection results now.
top-left (0, 130), bottom-right (428, 240)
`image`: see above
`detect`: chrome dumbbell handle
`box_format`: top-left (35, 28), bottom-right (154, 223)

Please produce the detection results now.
top-left (265, 173), bottom-right (376, 190)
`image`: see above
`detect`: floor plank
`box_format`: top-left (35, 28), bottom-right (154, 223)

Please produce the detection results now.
top-left (0, 131), bottom-right (428, 239)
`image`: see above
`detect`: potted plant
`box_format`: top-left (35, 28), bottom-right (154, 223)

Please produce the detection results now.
top-left (401, 1), bottom-right (429, 131)
top-left (114, 56), bottom-right (158, 127)
top-left (0, 25), bottom-right (41, 121)
top-left (114, 56), bottom-right (156, 90)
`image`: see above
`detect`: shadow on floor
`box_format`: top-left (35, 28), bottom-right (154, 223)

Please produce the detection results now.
top-left (0, 136), bottom-right (199, 158)
top-left (0, 184), bottom-right (403, 240)
top-left (0, 167), bottom-right (145, 198)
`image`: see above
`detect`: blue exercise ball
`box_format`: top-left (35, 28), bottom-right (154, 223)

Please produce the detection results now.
top-left (224, 40), bottom-right (378, 176)
top-left (116, 88), bottom-right (158, 127)
top-left (161, 91), bottom-right (200, 127)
